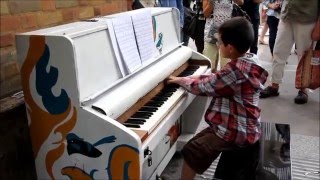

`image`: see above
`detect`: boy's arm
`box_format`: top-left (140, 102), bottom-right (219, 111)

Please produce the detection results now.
top-left (203, 0), bottom-right (213, 18)
top-left (233, 0), bottom-right (244, 5)
top-left (253, 0), bottom-right (263, 3)
top-left (167, 70), bottom-right (238, 97)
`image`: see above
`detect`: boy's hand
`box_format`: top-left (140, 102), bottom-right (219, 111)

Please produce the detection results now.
top-left (166, 75), bottom-right (180, 84)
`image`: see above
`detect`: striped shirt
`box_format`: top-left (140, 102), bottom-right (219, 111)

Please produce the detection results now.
top-left (176, 54), bottom-right (268, 146)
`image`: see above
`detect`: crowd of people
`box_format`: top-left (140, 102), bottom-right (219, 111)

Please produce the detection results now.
top-left (133, 0), bottom-right (319, 178)
top-left (156, 0), bottom-right (319, 105)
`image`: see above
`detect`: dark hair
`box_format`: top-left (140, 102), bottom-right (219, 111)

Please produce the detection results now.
top-left (218, 17), bottom-right (254, 53)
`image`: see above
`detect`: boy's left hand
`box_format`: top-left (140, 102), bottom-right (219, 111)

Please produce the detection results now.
top-left (166, 75), bottom-right (180, 84)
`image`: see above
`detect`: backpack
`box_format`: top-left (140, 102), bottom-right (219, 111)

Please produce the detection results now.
top-left (183, 7), bottom-right (199, 39)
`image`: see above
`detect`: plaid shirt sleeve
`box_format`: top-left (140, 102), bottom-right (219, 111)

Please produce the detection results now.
top-left (175, 68), bottom-right (243, 97)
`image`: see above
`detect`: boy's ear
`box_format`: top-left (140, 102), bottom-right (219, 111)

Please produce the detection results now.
top-left (227, 44), bottom-right (236, 54)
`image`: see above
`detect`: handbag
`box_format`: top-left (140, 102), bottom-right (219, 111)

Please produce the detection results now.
top-left (295, 42), bottom-right (320, 90)
top-left (231, 3), bottom-right (251, 22)
top-left (183, 6), bottom-right (199, 39)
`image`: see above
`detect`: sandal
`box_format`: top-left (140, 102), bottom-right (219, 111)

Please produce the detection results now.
top-left (259, 39), bottom-right (267, 45)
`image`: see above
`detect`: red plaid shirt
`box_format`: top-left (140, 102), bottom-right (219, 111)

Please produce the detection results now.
top-left (177, 54), bottom-right (268, 146)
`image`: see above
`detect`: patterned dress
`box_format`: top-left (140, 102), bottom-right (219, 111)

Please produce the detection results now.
top-left (205, 0), bottom-right (233, 44)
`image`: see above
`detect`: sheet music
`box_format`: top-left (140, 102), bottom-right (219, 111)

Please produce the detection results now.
top-left (131, 10), bottom-right (155, 64)
top-left (112, 15), bottom-right (142, 74)
top-left (107, 19), bottom-right (127, 76)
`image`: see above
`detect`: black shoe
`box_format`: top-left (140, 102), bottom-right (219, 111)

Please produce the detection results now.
top-left (260, 86), bottom-right (279, 98)
top-left (294, 90), bottom-right (308, 104)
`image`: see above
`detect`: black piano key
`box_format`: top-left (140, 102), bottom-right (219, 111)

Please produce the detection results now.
top-left (140, 107), bottom-right (158, 112)
top-left (148, 101), bottom-right (164, 105)
top-left (157, 92), bottom-right (173, 97)
top-left (152, 96), bottom-right (168, 101)
top-left (126, 120), bottom-right (145, 125)
top-left (123, 123), bottom-right (140, 128)
top-left (135, 112), bottom-right (153, 116)
top-left (128, 118), bottom-right (146, 122)
top-left (179, 66), bottom-right (200, 76)
top-left (132, 114), bottom-right (151, 119)
top-left (186, 65), bottom-right (200, 70)
top-left (163, 88), bottom-right (178, 93)
top-left (145, 102), bottom-right (162, 107)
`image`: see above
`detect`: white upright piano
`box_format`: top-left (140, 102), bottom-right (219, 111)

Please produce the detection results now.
top-left (16, 8), bottom-right (211, 179)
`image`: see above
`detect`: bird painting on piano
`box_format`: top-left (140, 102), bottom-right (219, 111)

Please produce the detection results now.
top-left (156, 33), bottom-right (163, 54)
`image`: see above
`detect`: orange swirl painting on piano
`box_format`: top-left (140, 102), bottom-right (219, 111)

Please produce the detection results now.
top-left (20, 35), bottom-right (140, 179)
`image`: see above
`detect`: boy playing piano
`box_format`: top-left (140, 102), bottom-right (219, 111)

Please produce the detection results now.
top-left (166, 17), bottom-right (268, 179)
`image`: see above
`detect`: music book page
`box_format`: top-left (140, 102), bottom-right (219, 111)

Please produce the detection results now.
top-left (131, 10), bottom-right (155, 64)
top-left (106, 19), bottom-right (127, 76)
top-left (111, 15), bottom-right (142, 74)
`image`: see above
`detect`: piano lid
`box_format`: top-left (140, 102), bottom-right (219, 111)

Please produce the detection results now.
top-left (16, 8), bottom-right (182, 104)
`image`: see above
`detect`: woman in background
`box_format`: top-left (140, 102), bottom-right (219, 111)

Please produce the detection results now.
top-left (203, 0), bottom-right (244, 71)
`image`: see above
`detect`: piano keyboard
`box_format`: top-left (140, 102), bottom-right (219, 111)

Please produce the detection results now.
top-left (123, 65), bottom-right (208, 133)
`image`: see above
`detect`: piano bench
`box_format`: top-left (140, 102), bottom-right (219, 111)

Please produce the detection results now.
top-left (213, 122), bottom-right (292, 180)
top-left (214, 141), bottom-right (260, 180)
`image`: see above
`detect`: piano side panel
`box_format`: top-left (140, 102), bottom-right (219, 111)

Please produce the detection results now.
top-left (16, 35), bottom-right (79, 179)
top-left (16, 35), bottom-right (142, 179)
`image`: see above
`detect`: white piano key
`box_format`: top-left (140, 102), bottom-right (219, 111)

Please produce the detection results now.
top-left (128, 65), bottom-right (209, 133)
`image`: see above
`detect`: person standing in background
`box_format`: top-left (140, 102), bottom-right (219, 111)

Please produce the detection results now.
top-left (260, 0), bottom-right (319, 104)
top-left (258, 4), bottom-right (268, 45)
top-left (241, 0), bottom-right (263, 54)
top-left (192, 0), bottom-right (206, 53)
top-left (159, 0), bottom-right (188, 45)
top-left (203, 0), bottom-right (244, 71)
top-left (263, 0), bottom-right (282, 55)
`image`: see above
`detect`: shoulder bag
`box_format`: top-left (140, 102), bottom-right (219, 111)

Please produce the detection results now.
top-left (295, 42), bottom-right (320, 90)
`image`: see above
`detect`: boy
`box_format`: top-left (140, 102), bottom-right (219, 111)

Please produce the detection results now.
top-left (166, 17), bottom-right (268, 179)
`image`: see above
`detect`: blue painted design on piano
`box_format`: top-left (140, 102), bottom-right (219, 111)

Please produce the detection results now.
top-left (156, 33), bottom-right (163, 54)
top-left (66, 133), bottom-right (117, 158)
top-left (35, 44), bottom-right (69, 114)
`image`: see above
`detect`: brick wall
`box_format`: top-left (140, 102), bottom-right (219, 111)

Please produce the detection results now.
top-left (0, 0), bottom-right (132, 99)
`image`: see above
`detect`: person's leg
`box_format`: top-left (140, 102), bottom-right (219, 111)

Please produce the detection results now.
top-left (181, 160), bottom-right (197, 180)
top-left (250, 19), bottom-right (260, 54)
top-left (181, 127), bottom-right (235, 180)
top-left (267, 16), bottom-right (279, 55)
top-left (260, 19), bottom-right (294, 98)
top-left (194, 20), bottom-right (206, 53)
top-left (292, 22), bottom-right (315, 104)
top-left (181, 29), bottom-right (190, 46)
top-left (271, 20), bottom-right (294, 85)
top-left (203, 42), bottom-right (219, 71)
top-left (259, 22), bottom-right (268, 44)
